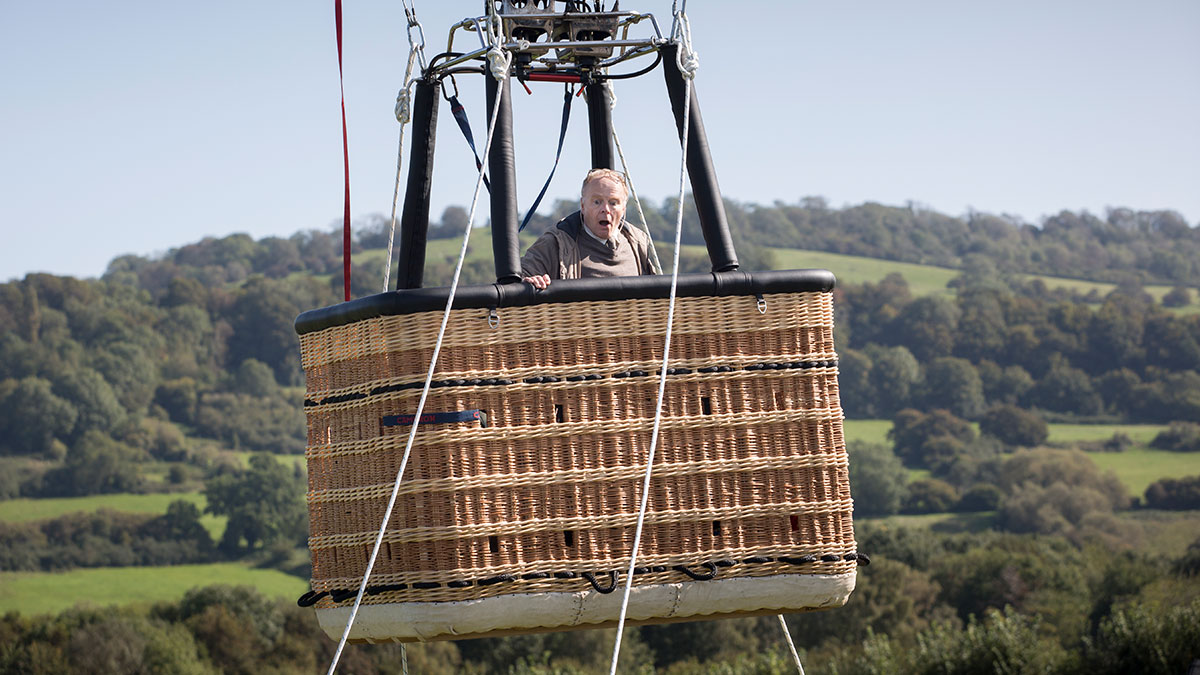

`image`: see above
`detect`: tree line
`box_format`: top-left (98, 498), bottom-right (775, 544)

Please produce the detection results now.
top-left (1, 552), bottom-right (1196, 674)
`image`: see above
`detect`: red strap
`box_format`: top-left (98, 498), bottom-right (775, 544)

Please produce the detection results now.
top-left (336, 0), bottom-right (351, 301)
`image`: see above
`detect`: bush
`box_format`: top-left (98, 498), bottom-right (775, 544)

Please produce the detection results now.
top-left (0, 502), bottom-right (214, 571)
top-left (1149, 421), bottom-right (1200, 452)
top-left (1078, 600), bottom-right (1200, 674)
top-left (848, 443), bottom-right (907, 517)
top-left (1161, 285), bottom-right (1192, 308)
top-left (955, 483), bottom-right (1003, 512)
top-left (1143, 475), bottom-right (1200, 510)
top-left (978, 404), bottom-right (1048, 447)
top-left (901, 478), bottom-right (959, 514)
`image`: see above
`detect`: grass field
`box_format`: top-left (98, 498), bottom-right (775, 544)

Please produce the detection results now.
top-left (770, 248), bottom-right (959, 297)
top-left (1046, 423), bottom-right (1166, 445)
top-left (0, 492), bottom-right (227, 540)
top-left (1087, 448), bottom-right (1200, 497)
top-left (843, 419), bottom-right (892, 446)
top-left (861, 511), bottom-right (997, 532)
top-left (0, 563), bottom-right (309, 617)
top-left (228, 451), bottom-right (307, 472)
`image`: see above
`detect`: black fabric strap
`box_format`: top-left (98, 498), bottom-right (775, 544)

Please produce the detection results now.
top-left (448, 95), bottom-right (490, 192)
top-left (520, 85), bottom-right (574, 232)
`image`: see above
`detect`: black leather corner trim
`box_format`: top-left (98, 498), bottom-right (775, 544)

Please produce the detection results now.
top-left (295, 269), bottom-right (836, 335)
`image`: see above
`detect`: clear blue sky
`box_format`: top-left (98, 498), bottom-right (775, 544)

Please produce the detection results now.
top-left (3, 0), bottom-right (1198, 282)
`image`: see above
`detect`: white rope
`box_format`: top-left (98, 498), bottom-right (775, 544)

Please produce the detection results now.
top-left (381, 67), bottom-right (418, 293)
top-left (673, 12), bottom-right (699, 78)
top-left (325, 53), bottom-right (511, 675)
top-left (382, 3), bottom-right (427, 292)
top-left (607, 15), bottom-right (697, 675)
top-left (777, 615), bottom-right (806, 675)
top-left (606, 78), bottom-right (662, 275)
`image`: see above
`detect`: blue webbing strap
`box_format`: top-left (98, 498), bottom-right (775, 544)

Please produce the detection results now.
top-left (520, 84), bottom-right (574, 232)
top-left (381, 409), bottom-right (485, 427)
top-left (448, 95), bottom-right (491, 192)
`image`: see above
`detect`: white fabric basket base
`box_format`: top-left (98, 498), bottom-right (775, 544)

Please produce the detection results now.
top-left (319, 571), bottom-right (856, 643)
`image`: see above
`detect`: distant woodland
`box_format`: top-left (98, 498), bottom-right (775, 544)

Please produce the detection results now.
top-left (2, 198), bottom-right (1199, 673)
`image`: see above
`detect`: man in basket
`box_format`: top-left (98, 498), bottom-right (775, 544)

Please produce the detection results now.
top-left (520, 168), bottom-right (658, 288)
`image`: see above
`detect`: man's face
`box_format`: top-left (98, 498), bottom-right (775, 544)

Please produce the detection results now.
top-left (580, 177), bottom-right (627, 240)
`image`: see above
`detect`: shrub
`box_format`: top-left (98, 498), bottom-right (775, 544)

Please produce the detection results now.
top-left (848, 443), bottom-right (907, 517)
top-left (956, 483), bottom-right (1003, 512)
top-left (1078, 600), bottom-right (1200, 674)
top-left (1143, 475), bottom-right (1200, 510)
top-left (1149, 421), bottom-right (1200, 452)
top-left (978, 404), bottom-right (1048, 447)
top-left (901, 479), bottom-right (959, 514)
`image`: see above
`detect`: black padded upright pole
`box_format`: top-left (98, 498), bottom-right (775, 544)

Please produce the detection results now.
top-left (486, 74), bottom-right (522, 283)
top-left (395, 78), bottom-right (441, 289)
top-left (585, 82), bottom-right (614, 170)
top-left (662, 44), bottom-right (739, 272)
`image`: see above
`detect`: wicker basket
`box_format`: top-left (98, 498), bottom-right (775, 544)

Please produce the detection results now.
top-left (295, 273), bottom-right (858, 643)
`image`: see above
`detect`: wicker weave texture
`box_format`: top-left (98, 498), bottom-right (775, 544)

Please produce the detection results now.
top-left (301, 292), bottom-right (854, 607)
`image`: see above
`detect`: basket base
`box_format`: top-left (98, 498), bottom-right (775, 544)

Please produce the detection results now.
top-left (318, 571), bottom-right (856, 643)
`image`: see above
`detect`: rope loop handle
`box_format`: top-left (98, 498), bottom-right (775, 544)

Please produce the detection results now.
top-left (394, 86), bottom-right (412, 124)
top-left (672, 11), bottom-right (699, 80)
top-left (488, 47), bottom-right (513, 81)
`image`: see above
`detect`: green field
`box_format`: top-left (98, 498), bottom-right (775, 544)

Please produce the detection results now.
top-left (771, 248), bottom-right (959, 297)
top-left (843, 419), bottom-right (892, 446)
top-left (228, 451), bottom-right (307, 472)
top-left (1046, 423), bottom-right (1166, 445)
top-left (0, 492), bottom-right (227, 540)
top-left (0, 563), bottom-right (309, 617)
top-left (1087, 448), bottom-right (1200, 497)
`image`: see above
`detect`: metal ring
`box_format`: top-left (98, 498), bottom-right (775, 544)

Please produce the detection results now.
top-left (488, 309), bottom-right (499, 329)
top-left (756, 295), bottom-right (767, 314)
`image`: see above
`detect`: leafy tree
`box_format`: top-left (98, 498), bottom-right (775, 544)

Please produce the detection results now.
top-left (889, 296), bottom-right (959, 361)
top-left (784, 557), bottom-right (951, 649)
top-left (919, 357), bottom-right (986, 420)
top-left (955, 482), bottom-right (1003, 512)
top-left (193, 393), bottom-right (304, 453)
top-left (40, 431), bottom-right (143, 497)
top-left (51, 368), bottom-right (125, 441)
top-left (93, 342), bottom-right (158, 414)
top-left (847, 442), bottom-right (907, 517)
top-left (1161, 285), bottom-right (1192, 308)
top-left (204, 454), bottom-right (307, 552)
top-left (231, 359), bottom-right (277, 398)
top-left (864, 344), bottom-right (921, 417)
top-left (1078, 599), bottom-right (1200, 674)
top-left (978, 404), bottom-right (1048, 447)
top-left (901, 478), bottom-right (959, 514)
top-left (1030, 355), bottom-right (1103, 416)
top-left (0, 377), bottom-right (77, 456)
top-left (977, 360), bottom-right (1034, 407)
top-left (154, 378), bottom-right (199, 426)
top-left (889, 408), bottom-right (976, 468)
top-left (837, 348), bottom-right (874, 417)
top-left (953, 287), bottom-right (1007, 362)
top-left (996, 449), bottom-right (1128, 535)
top-left (224, 277), bottom-right (304, 386)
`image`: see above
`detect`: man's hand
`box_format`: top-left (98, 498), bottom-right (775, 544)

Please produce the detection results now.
top-left (523, 274), bottom-right (551, 290)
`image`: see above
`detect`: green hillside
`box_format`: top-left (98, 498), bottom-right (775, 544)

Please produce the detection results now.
top-left (0, 563), bottom-right (308, 617)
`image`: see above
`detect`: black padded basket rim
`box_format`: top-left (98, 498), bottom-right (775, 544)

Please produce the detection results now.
top-left (295, 269), bottom-right (836, 335)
